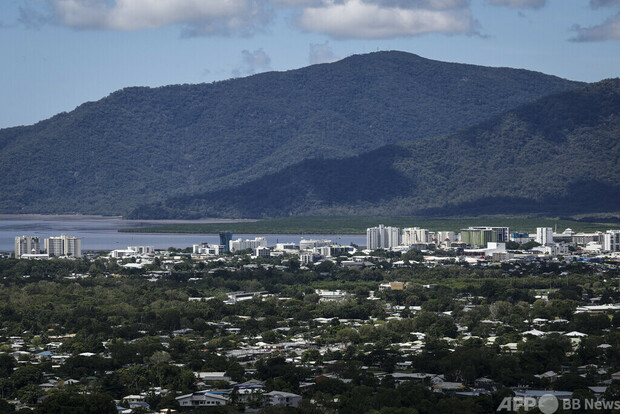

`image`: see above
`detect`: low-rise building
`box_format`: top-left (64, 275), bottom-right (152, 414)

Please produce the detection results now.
top-left (315, 289), bottom-right (351, 302)
top-left (230, 237), bottom-right (267, 252)
top-left (300, 239), bottom-right (332, 250)
top-left (175, 390), bottom-right (229, 408)
top-left (263, 391), bottom-right (302, 408)
top-left (193, 243), bottom-right (224, 256)
top-left (379, 282), bottom-right (407, 291)
top-left (110, 246), bottom-right (154, 258)
top-left (274, 242), bottom-right (298, 251)
top-left (254, 247), bottom-right (271, 258)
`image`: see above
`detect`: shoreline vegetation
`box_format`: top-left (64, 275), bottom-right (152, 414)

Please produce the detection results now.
top-left (118, 215), bottom-right (620, 235)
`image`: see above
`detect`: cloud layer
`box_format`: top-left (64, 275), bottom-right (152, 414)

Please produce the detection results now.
top-left (296, 0), bottom-right (474, 39)
top-left (233, 48), bottom-right (272, 76)
top-left (47, 0), bottom-right (274, 36)
top-left (20, 0), bottom-right (620, 42)
top-left (309, 41), bottom-right (339, 64)
top-left (571, 0), bottom-right (620, 41)
top-left (28, 0), bottom-right (475, 38)
top-left (572, 11), bottom-right (620, 41)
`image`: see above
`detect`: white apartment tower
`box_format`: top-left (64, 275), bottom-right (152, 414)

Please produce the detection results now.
top-left (535, 227), bottom-right (554, 246)
top-left (602, 230), bottom-right (620, 252)
top-left (14, 236), bottom-right (41, 258)
top-left (366, 225), bottom-right (400, 250)
top-left (436, 231), bottom-right (456, 243)
top-left (386, 226), bottom-right (400, 248)
top-left (44, 234), bottom-right (82, 257)
top-left (402, 227), bottom-right (430, 245)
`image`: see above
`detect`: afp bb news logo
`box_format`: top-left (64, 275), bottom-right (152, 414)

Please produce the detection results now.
top-left (497, 393), bottom-right (620, 413)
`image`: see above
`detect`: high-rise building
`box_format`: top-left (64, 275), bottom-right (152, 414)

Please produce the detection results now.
top-left (402, 227), bottom-right (430, 245)
top-left (436, 231), bottom-right (456, 243)
top-left (366, 225), bottom-right (400, 250)
top-left (14, 236), bottom-right (40, 258)
top-left (602, 230), bottom-right (620, 252)
top-left (468, 227), bottom-right (510, 242)
top-left (44, 235), bottom-right (82, 257)
top-left (367, 226), bottom-right (382, 250)
top-left (535, 227), bottom-right (554, 246)
top-left (386, 226), bottom-right (400, 248)
top-left (219, 231), bottom-right (233, 253)
top-left (460, 229), bottom-right (497, 247)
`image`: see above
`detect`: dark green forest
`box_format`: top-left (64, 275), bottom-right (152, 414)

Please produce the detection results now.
top-left (0, 51), bottom-right (582, 215)
top-left (130, 79), bottom-right (620, 219)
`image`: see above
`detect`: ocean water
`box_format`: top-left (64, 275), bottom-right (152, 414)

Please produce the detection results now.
top-left (0, 215), bottom-right (365, 252)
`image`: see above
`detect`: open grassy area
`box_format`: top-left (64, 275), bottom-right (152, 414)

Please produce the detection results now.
top-left (120, 215), bottom-right (620, 235)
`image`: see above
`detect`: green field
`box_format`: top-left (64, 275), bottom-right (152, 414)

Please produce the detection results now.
top-left (120, 215), bottom-right (620, 235)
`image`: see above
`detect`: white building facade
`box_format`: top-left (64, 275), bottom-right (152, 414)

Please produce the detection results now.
top-left (44, 235), bottom-right (82, 257)
top-left (602, 230), bottom-right (620, 252)
top-left (367, 225), bottom-right (400, 250)
top-left (229, 237), bottom-right (267, 252)
top-left (14, 236), bottom-right (41, 258)
top-left (193, 243), bottom-right (224, 256)
top-left (402, 227), bottom-right (429, 245)
top-left (535, 227), bottom-right (554, 246)
top-left (299, 239), bottom-right (331, 250)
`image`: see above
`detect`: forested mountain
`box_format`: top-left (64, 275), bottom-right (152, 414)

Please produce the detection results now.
top-left (129, 79), bottom-right (620, 219)
top-left (0, 51), bottom-right (582, 214)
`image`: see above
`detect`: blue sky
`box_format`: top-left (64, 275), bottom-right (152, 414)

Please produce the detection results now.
top-left (1, 0), bottom-right (619, 128)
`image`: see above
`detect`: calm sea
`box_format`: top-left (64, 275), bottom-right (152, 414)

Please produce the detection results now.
top-left (0, 215), bottom-right (366, 252)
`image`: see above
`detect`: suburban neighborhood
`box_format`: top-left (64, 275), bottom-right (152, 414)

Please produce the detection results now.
top-left (0, 223), bottom-right (618, 412)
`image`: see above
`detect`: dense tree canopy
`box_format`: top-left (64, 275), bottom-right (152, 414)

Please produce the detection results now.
top-left (0, 51), bottom-right (581, 215)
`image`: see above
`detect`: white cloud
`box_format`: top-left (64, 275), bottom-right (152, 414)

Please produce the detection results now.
top-left (296, 0), bottom-right (474, 39)
top-left (275, 0), bottom-right (469, 7)
top-left (309, 41), bottom-right (339, 64)
top-left (30, 0), bottom-right (475, 39)
top-left (488, 0), bottom-right (546, 9)
top-left (233, 48), bottom-right (272, 76)
top-left (571, 11), bottom-right (620, 41)
top-left (46, 0), bottom-right (274, 35)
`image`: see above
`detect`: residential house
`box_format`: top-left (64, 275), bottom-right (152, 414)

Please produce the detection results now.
top-left (263, 391), bottom-right (302, 408)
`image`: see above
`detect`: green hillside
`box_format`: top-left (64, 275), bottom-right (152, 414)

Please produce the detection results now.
top-left (129, 79), bottom-right (620, 219)
top-left (0, 51), bottom-right (581, 214)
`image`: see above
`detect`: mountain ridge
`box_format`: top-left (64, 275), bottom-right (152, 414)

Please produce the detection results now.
top-left (0, 51), bottom-right (584, 214)
top-left (128, 78), bottom-right (620, 219)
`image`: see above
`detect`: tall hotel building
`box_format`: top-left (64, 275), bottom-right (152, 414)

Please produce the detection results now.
top-left (366, 225), bottom-right (400, 250)
top-left (14, 236), bottom-right (41, 258)
top-left (44, 235), bottom-right (82, 257)
top-left (535, 227), bottom-right (554, 246)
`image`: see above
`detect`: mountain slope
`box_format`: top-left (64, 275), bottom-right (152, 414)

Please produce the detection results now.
top-left (130, 79), bottom-right (620, 218)
top-left (0, 51), bottom-right (582, 214)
